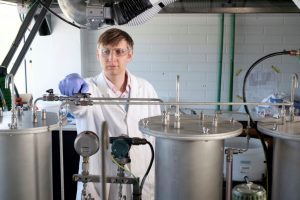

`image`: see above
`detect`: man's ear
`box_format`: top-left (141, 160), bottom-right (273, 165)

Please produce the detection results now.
top-left (127, 50), bottom-right (133, 61)
top-left (96, 49), bottom-right (100, 60)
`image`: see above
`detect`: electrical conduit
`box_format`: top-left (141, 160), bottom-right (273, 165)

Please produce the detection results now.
top-left (228, 14), bottom-right (236, 111)
top-left (217, 13), bottom-right (224, 111)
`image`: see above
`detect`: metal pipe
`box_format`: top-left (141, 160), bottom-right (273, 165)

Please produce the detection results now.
top-left (226, 148), bottom-right (233, 200)
top-left (176, 75), bottom-right (180, 113)
top-left (101, 121), bottom-right (108, 200)
top-left (174, 75), bottom-right (180, 128)
top-left (58, 102), bottom-right (69, 200)
top-left (228, 14), bottom-right (236, 111)
top-left (225, 135), bottom-right (250, 200)
top-left (34, 95), bottom-right (292, 107)
top-left (89, 100), bottom-right (292, 107)
top-left (32, 97), bottom-right (43, 123)
top-left (280, 106), bottom-right (286, 125)
top-left (290, 73), bottom-right (298, 121)
top-left (217, 13), bottom-right (224, 111)
top-left (59, 115), bottom-right (65, 200)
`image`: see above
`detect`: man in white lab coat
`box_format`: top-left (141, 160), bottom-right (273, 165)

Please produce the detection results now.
top-left (59, 28), bottom-right (161, 200)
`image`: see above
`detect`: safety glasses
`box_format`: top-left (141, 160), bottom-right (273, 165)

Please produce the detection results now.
top-left (99, 48), bottom-right (131, 57)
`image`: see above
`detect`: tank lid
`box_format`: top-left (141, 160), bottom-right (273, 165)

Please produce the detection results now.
top-left (139, 115), bottom-right (243, 140)
top-left (0, 110), bottom-right (59, 134)
top-left (257, 121), bottom-right (300, 141)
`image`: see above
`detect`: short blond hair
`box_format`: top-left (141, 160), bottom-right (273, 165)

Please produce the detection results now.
top-left (97, 28), bottom-right (134, 49)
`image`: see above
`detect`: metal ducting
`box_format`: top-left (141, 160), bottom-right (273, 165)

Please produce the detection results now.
top-left (159, 0), bottom-right (300, 13)
top-left (56, 0), bottom-right (300, 29)
top-left (53, 0), bottom-right (300, 29)
top-left (127, 0), bottom-right (176, 26)
top-left (56, 0), bottom-right (114, 29)
top-left (56, 0), bottom-right (176, 29)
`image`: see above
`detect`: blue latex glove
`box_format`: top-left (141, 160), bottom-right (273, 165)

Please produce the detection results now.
top-left (59, 73), bottom-right (89, 96)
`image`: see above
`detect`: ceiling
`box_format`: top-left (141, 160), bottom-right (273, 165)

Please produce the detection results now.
top-left (0, 0), bottom-right (300, 13)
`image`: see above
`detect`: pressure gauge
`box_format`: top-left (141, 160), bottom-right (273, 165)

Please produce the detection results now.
top-left (74, 131), bottom-right (100, 157)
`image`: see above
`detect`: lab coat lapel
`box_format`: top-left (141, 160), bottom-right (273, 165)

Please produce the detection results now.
top-left (125, 74), bottom-right (143, 138)
top-left (126, 73), bottom-right (139, 116)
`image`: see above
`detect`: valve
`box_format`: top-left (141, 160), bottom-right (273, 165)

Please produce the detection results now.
top-left (43, 88), bottom-right (59, 101)
top-left (73, 93), bottom-right (93, 106)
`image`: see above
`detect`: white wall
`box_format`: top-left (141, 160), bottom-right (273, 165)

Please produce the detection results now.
top-left (0, 4), bottom-right (20, 65)
top-left (0, 3), bottom-right (23, 93)
top-left (24, 15), bottom-right (81, 99)
top-left (234, 14), bottom-right (300, 105)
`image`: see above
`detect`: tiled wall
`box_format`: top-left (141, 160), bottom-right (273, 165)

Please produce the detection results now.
top-left (81, 13), bottom-right (300, 110)
top-left (234, 14), bottom-right (300, 104)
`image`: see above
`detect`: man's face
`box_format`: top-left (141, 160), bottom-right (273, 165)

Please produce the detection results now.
top-left (97, 39), bottom-right (133, 79)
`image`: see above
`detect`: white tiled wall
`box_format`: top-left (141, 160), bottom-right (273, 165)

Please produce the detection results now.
top-left (81, 13), bottom-right (300, 110)
top-left (234, 14), bottom-right (300, 110)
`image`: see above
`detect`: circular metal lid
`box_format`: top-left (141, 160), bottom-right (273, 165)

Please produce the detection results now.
top-left (232, 183), bottom-right (266, 200)
top-left (257, 121), bottom-right (300, 141)
top-left (139, 114), bottom-right (243, 140)
top-left (0, 110), bottom-right (59, 135)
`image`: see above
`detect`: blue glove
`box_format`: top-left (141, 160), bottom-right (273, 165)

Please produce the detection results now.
top-left (59, 73), bottom-right (89, 96)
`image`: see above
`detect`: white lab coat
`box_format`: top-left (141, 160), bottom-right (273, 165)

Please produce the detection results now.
top-left (70, 71), bottom-right (161, 200)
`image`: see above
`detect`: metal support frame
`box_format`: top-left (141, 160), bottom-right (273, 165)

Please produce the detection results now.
top-left (1, 2), bottom-right (39, 72)
top-left (1, 0), bottom-right (53, 76)
top-left (10, 0), bottom-right (53, 76)
top-left (225, 148), bottom-right (234, 200)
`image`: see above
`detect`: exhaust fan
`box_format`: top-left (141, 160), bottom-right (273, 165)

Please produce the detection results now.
top-left (57, 0), bottom-right (176, 29)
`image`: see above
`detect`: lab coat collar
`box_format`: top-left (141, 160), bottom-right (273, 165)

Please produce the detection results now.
top-left (94, 70), bottom-right (139, 98)
top-left (93, 70), bottom-right (139, 112)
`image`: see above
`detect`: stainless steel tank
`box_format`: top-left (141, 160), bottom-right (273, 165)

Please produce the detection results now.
top-left (139, 114), bottom-right (243, 200)
top-left (0, 110), bottom-right (59, 200)
top-left (257, 120), bottom-right (300, 200)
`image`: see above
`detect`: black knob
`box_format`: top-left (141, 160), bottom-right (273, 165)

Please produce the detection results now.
top-left (46, 89), bottom-right (53, 94)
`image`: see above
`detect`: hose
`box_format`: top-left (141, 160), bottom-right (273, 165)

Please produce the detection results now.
top-left (242, 50), bottom-right (290, 122)
top-left (242, 50), bottom-right (291, 200)
top-left (140, 140), bottom-right (154, 192)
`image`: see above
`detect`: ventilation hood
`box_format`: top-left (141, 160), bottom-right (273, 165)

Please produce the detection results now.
top-left (159, 0), bottom-right (300, 13)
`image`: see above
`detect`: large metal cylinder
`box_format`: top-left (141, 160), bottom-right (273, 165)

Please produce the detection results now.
top-left (156, 138), bottom-right (224, 199)
top-left (0, 110), bottom-right (58, 200)
top-left (139, 114), bottom-right (243, 200)
top-left (258, 121), bottom-right (300, 200)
